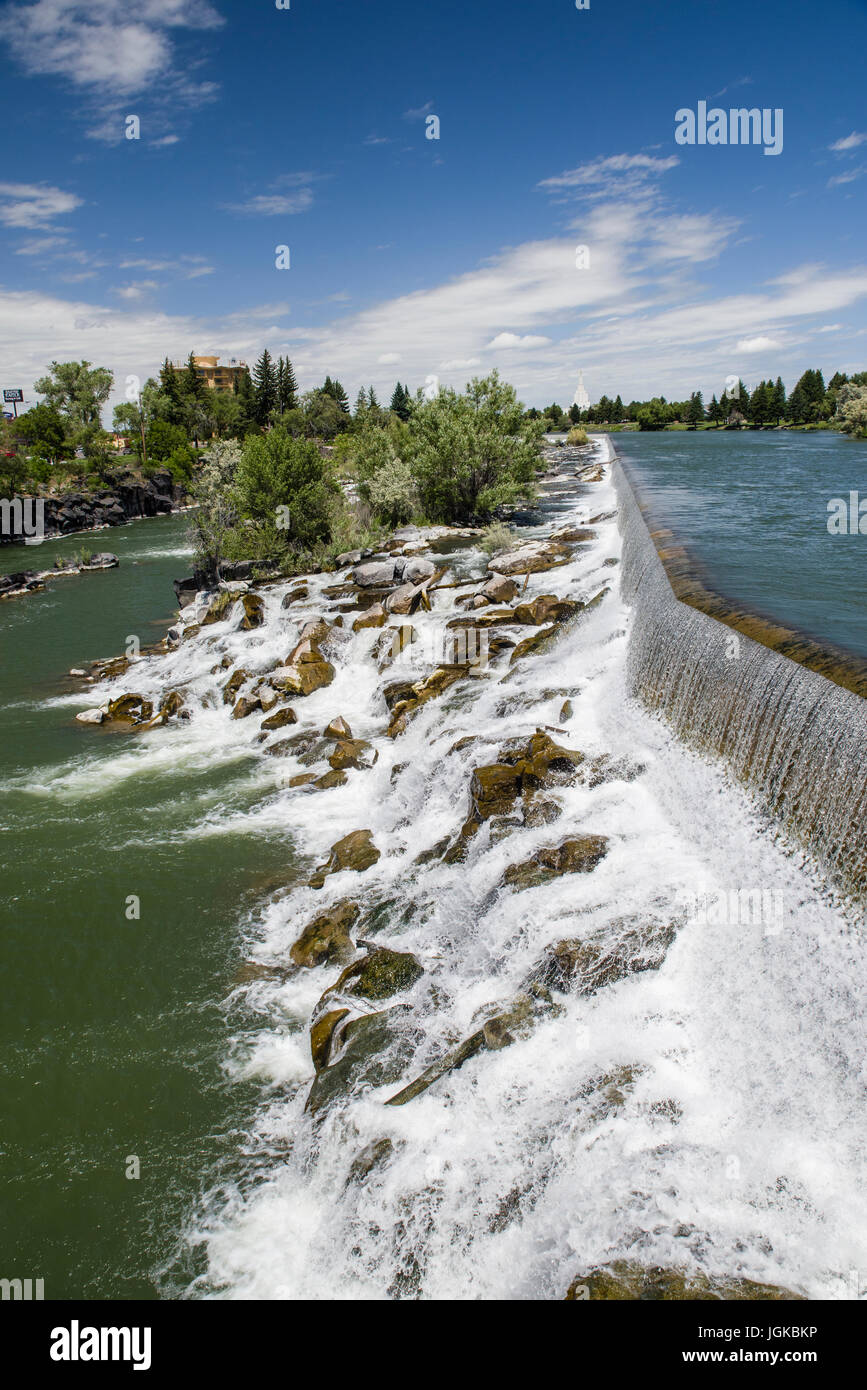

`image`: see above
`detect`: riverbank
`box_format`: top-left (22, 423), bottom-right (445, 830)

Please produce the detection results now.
top-left (0, 467), bottom-right (192, 548)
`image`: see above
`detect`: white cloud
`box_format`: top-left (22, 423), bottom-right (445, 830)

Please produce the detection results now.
top-left (539, 153), bottom-right (679, 201)
top-left (487, 332), bottom-right (552, 350)
top-left (736, 335), bottom-right (781, 353)
top-left (829, 131), bottom-right (867, 152)
top-left (224, 190), bottom-right (314, 217)
top-left (377, 353), bottom-right (402, 364)
top-left (828, 167), bottom-right (864, 189)
top-left (112, 281), bottom-right (160, 299)
top-left (14, 235), bottom-right (70, 255)
top-left (0, 183), bottom-right (82, 229)
top-left (403, 101), bottom-right (435, 121)
top-left (818, 323), bottom-right (843, 333)
top-left (0, 0), bottom-right (223, 96)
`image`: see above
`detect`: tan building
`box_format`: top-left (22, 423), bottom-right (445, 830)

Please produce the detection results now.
top-left (172, 355), bottom-right (248, 393)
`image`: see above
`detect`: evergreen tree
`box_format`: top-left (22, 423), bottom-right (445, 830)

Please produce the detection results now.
top-left (685, 391), bottom-right (705, 425)
top-left (234, 366), bottom-right (257, 435)
top-left (354, 387), bottom-right (368, 417)
top-left (183, 352), bottom-right (206, 402)
top-left (611, 394), bottom-right (625, 423)
top-left (367, 386), bottom-right (380, 410)
top-left (253, 349), bottom-right (278, 425)
top-left (390, 382), bottom-right (411, 421)
top-left (707, 393), bottom-right (722, 424)
top-left (771, 376), bottom-right (786, 422)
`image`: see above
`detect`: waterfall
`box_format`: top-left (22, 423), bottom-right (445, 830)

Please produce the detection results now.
top-left (614, 453), bottom-right (867, 908)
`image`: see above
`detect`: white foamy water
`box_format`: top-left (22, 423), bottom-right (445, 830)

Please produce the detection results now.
top-left (62, 437), bottom-right (864, 1300)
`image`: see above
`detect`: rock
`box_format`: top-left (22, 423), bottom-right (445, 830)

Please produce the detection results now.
top-left (174, 576), bottom-right (199, 608)
top-left (402, 558), bottom-right (436, 584)
top-left (159, 690), bottom-right (185, 718)
top-left (481, 574), bottom-right (520, 603)
top-left (529, 919), bottom-right (676, 995)
top-left (256, 684), bottom-right (279, 712)
top-left (314, 769), bottom-right (349, 790)
top-left (387, 667), bottom-right (467, 739)
top-left (75, 707), bottom-right (107, 725)
top-left (90, 655), bottom-right (131, 681)
top-left (335, 549), bottom-right (363, 568)
top-left (328, 738), bottom-right (378, 771)
top-left (308, 829), bottom-right (381, 888)
top-left (324, 715), bottom-right (353, 739)
top-left (352, 560), bottom-right (397, 588)
top-left (502, 835), bottom-right (609, 890)
top-left (329, 947), bottom-right (423, 1002)
top-left (310, 1008), bottom-right (351, 1071)
top-left (522, 798), bottom-right (562, 828)
top-left (269, 656), bottom-right (335, 698)
top-left (512, 594), bottom-right (583, 626)
top-left (261, 706), bottom-right (298, 732)
top-left (281, 584), bottom-right (309, 608)
top-left (509, 625), bottom-right (558, 663)
top-left (288, 772), bottom-right (318, 785)
top-left (559, 698), bottom-right (573, 723)
top-left (201, 589), bottom-right (241, 625)
top-left (68, 668), bottom-right (89, 678)
top-left (352, 604), bottom-right (387, 631)
top-left (444, 731), bottom-right (583, 859)
top-left (290, 900), bottom-right (360, 969)
top-left (385, 582), bottom-right (427, 616)
top-left (85, 552), bottom-right (119, 569)
top-left (347, 1137), bottom-right (394, 1184)
top-left (106, 693), bottom-right (154, 725)
top-left (386, 1030), bottom-right (487, 1107)
top-left (222, 669), bottom-right (249, 705)
top-left (563, 1264), bottom-right (805, 1302)
top-left (306, 1007), bottom-right (417, 1115)
top-left (488, 543), bottom-right (570, 576)
top-left (241, 593), bottom-right (265, 629)
top-left (232, 695), bottom-right (262, 719)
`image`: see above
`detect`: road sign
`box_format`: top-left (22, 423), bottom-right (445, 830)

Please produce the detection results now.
top-left (3, 389), bottom-right (24, 403)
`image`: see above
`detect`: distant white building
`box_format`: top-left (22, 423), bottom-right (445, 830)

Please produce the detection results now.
top-left (572, 369), bottom-right (590, 411)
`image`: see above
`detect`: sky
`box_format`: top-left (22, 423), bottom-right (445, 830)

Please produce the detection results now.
top-left (0, 0), bottom-right (866, 416)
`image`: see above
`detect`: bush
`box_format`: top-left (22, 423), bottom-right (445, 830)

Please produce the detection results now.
top-left (409, 372), bottom-right (542, 523)
top-left (233, 428), bottom-right (339, 548)
top-left (480, 521), bottom-right (515, 556)
top-left (567, 426), bottom-right (588, 446)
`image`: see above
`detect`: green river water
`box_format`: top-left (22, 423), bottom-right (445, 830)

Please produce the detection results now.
top-left (0, 515), bottom-right (294, 1299)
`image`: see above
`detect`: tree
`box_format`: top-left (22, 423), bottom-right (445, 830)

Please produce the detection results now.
top-left (321, 376), bottom-right (350, 413)
top-left (390, 382), bottom-right (411, 421)
top-left (303, 389), bottom-right (350, 439)
top-left (182, 352), bottom-right (206, 403)
top-left (834, 383), bottom-right (867, 438)
top-left (32, 360), bottom-right (113, 447)
top-left (189, 439), bottom-right (242, 578)
top-left (234, 366), bottom-right (257, 436)
top-left (771, 377), bottom-right (786, 423)
top-left (253, 349), bottom-right (278, 426)
top-left (611, 394), bottom-right (625, 424)
top-left (14, 403), bottom-right (66, 461)
top-left (408, 371), bottom-right (542, 523)
top-left (233, 428), bottom-right (339, 547)
top-left (276, 356), bottom-right (298, 414)
top-left (706, 393), bottom-right (723, 424)
top-left (637, 398), bottom-right (673, 430)
top-left (685, 391), bottom-right (705, 425)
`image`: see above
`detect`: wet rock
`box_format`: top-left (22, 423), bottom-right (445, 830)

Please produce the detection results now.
top-left (487, 542), bottom-right (570, 576)
top-left (222, 669), bottom-right (249, 705)
top-left (308, 829), bottom-right (381, 888)
top-left (386, 667), bottom-right (467, 738)
top-left (269, 654), bottom-right (335, 697)
top-left (347, 1137), bottom-right (394, 1185)
top-left (306, 1006), bottom-right (417, 1115)
top-left (241, 593), bottom-right (265, 629)
top-left (90, 655), bottom-right (131, 681)
top-left (508, 625), bottom-right (558, 663)
top-left (444, 731), bottom-right (582, 859)
top-left (529, 919), bottom-right (676, 996)
top-left (281, 584), bottom-right (309, 608)
top-left (386, 1030), bottom-right (486, 1107)
top-left (310, 1007), bottom-right (351, 1071)
top-left (563, 1263), bottom-right (805, 1302)
top-left (403, 557), bottom-right (436, 584)
top-left (335, 549), bottom-right (363, 568)
top-left (256, 684), bottom-right (279, 712)
top-left (106, 693), bottom-right (154, 725)
top-left (159, 690), bottom-right (185, 718)
top-left (290, 899), bottom-right (360, 969)
top-left (512, 594), bottom-right (583, 626)
top-left (232, 695), bottom-right (262, 719)
top-left (324, 715), bottom-right (353, 739)
top-left (314, 769), bottom-right (349, 790)
top-left (559, 699), bottom-right (573, 723)
top-left (374, 625), bottom-right (417, 670)
top-left (328, 738), bottom-right (378, 771)
top-left (385, 581), bottom-right (430, 616)
top-left (75, 707), bottom-right (107, 725)
top-left (551, 526), bottom-right (597, 544)
top-left (288, 772), bottom-right (319, 785)
top-left (352, 604), bottom-right (387, 631)
top-left (501, 835), bottom-right (609, 890)
top-left (329, 947), bottom-right (423, 1002)
top-left (201, 589), bottom-right (242, 625)
top-left (414, 836), bottom-right (452, 866)
top-left (260, 706), bottom-right (298, 732)
top-left (522, 798), bottom-right (562, 828)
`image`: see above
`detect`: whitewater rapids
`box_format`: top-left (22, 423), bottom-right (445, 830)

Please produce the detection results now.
top-left (75, 436), bottom-right (867, 1300)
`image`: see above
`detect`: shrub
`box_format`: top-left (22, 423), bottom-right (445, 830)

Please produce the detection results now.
top-left (567, 426), bottom-right (588, 446)
top-left (233, 428), bottom-right (339, 548)
top-left (480, 521), bottom-right (515, 556)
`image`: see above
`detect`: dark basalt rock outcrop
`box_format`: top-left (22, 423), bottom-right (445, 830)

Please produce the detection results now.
top-left (1, 470), bottom-right (188, 547)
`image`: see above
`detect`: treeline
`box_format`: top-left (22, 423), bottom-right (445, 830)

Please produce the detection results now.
top-left (536, 368), bottom-right (867, 434)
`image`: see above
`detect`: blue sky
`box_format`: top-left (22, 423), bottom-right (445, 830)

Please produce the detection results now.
top-left (0, 0), bottom-right (865, 413)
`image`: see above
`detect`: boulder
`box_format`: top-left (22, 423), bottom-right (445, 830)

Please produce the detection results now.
top-left (328, 947), bottom-right (423, 1002)
top-left (328, 738), bottom-right (378, 771)
top-left (241, 593), bottom-right (265, 629)
top-left (260, 706), bottom-right (298, 732)
top-left (281, 584), bottom-right (309, 608)
top-left (314, 769), bottom-right (349, 790)
top-left (385, 582), bottom-right (427, 616)
top-left (324, 716), bottom-right (353, 739)
top-left (347, 1137), bottom-right (394, 1184)
top-left (335, 549), bottom-right (363, 568)
top-left (222, 669), bottom-right (249, 705)
top-left (352, 603), bottom-right (387, 631)
top-left (512, 594), bottom-right (583, 626)
top-left (530, 919), bottom-right (676, 996)
top-left (290, 900), bottom-right (360, 969)
top-left (269, 657), bottom-right (335, 698)
top-left (75, 707), bottom-right (107, 725)
top-left (488, 543), bottom-right (570, 576)
top-left (502, 835), bottom-right (609, 891)
top-left (232, 695), bottom-right (262, 719)
top-left (481, 574), bottom-right (519, 603)
top-left (105, 693), bottom-right (153, 725)
top-left (158, 690), bottom-right (185, 718)
top-left (201, 589), bottom-right (242, 625)
top-left (402, 558), bottom-right (436, 584)
top-left (308, 829), bottom-right (381, 888)
top-left (352, 560), bottom-right (397, 588)
top-left (306, 1006), bottom-right (417, 1115)
top-left (256, 684), bottom-right (279, 712)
